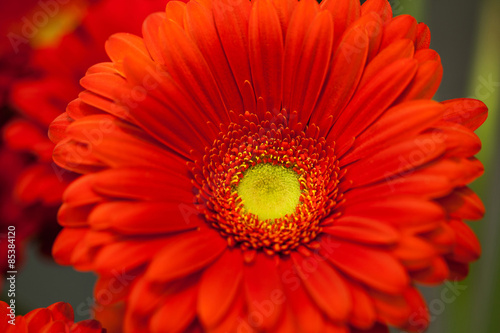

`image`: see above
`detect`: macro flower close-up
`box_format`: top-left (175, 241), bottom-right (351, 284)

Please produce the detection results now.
top-left (1, 0), bottom-right (499, 332)
top-left (44, 0), bottom-right (490, 331)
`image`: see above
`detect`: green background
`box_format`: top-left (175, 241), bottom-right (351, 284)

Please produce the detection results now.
top-left (392, 0), bottom-right (500, 332)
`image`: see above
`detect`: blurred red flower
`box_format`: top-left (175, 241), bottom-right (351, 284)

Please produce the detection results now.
top-left (0, 300), bottom-right (105, 332)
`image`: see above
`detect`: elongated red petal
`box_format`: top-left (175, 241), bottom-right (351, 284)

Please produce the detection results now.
top-left (249, 0), bottom-right (284, 115)
top-left (198, 250), bottom-right (243, 327)
top-left (325, 241), bottom-right (409, 294)
top-left (145, 229), bottom-right (227, 282)
top-left (292, 252), bottom-right (352, 322)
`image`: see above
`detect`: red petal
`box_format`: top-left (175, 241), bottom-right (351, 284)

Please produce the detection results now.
top-left (213, 0), bottom-right (252, 98)
top-left (185, 1), bottom-right (244, 113)
top-left (65, 99), bottom-right (103, 121)
top-left (198, 250), bottom-right (243, 327)
top-left (208, 292), bottom-right (247, 333)
top-left (249, 0), bottom-right (284, 115)
top-left (94, 238), bottom-right (171, 273)
top-left (411, 257), bottom-right (449, 285)
top-left (440, 98), bottom-right (488, 131)
top-left (244, 253), bottom-right (284, 330)
top-left (10, 78), bottom-right (77, 127)
top-left (324, 217), bottom-right (399, 245)
top-left (447, 219), bottom-right (481, 263)
top-left (52, 229), bottom-right (92, 269)
top-left (91, 167), bottom-right (192, 202)
top-left (142, 12), bottom-right (167, 65)
top-left (401, 288), bottom-right (429, 332)
top-left (321, 0), bottom-right (361, 49)
top-left (14, 164), bottom-right (67, 205)
top-left (342, 197), bottom-right (445, 233)
top-left (352, 323), bottom-right (389, 333)
top-left (324, 241), bottom-right (409, 294)
top-left (53, 137), bottom-right (106, 174)
top-left (159, 17), bottom-right (229, 124)
top-left (3, 119), bottom-right (53, 161)
top-left (291, 253), bottom-right (351, 322)
top-left (446, 260), bottom-right (469, 281)
top-left (165, 1), bottom-right (187, 26)
top-left (282, 0), bottom-right (319, 112)
top-left (278, 258), bottom-right (326, 333)
top-left (105, 33), bottom-right (150, 69)
top-left (380, 15), bottom-right (417, 50)
top-left (311, 17), bottom-right (369, 131)
top-left (66, 115), bottom-right (187, 171)
top-left (121, 53), bottom-right (214, 157)
top-left (150, 285), bottom-right (198, 333)
top-left (437, 124), bottom-right (482, 158)
top-left (415, 23), bottom-right (431, 50)
top-left (145, 229), bottom-right (227, 282)
top-left (89, 201), bottom-right (203, 235)
top-left (46, 302), bottom-right (74, 323)
top-left (369, 290), bottom-right (412, 327)
top-left (348, 282), bottom-right (377, 329)
top-left (25, 309), bottom-right (52, 330)
top-left (343, 100), bottom-right (444, 166)
top-left (293, 11), bottom-right (334, 122)
top-left (71, 320), bottom-right (103, 333)
top-left (323, 322), bottom-right (349, 333)
top-left (361, 0), bottom-right (393, 24)
top-left (393, 236), bottom-right (436, 270)
top-left (346, 133), bottom-right (446, 188)
top-left (343, 173), bottom-right (452, 204)
top-left (271, 0), bottom-right (297, 38)
top-left (49, 112), bottom-right (73, 144)
top-left (40, 321), bottom-right (67, 333)
top-left (359, 39), bottom-right (415, 87)
top-left (332, 58), bottom-right (418, 148)
top-left (397, 49), bottom-right (443, 101)
top-left (438, 187), bottom-right (485, 221)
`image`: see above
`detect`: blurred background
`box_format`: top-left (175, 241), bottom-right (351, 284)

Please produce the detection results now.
top-left (0, 0), bottom-right (499, 332)
top-left (393, 0), bottom-right (500, 332)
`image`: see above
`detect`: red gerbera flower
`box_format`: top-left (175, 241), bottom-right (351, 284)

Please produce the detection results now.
top-left (50, 0), bottom-right (487, 332)
top-left (0, 300), bottom-right (105, 332)
top-left (0, 0), bottom-right (90, 106)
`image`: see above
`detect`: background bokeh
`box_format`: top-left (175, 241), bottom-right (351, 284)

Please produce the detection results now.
top-left (395, 0), bottom-right (500, 332)
top-left (1, 0), bottom-right (499, 332)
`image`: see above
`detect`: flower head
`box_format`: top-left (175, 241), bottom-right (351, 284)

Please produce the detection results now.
top-left (0, 301), bottom-right (105, 332)
top-left (50, 0), bottom-right (487, 332)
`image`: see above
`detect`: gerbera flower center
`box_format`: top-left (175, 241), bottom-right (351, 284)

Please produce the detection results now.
top-left (236, 163), bottom-right (301, 222)
top-left (191, 111), bottom-right (342, 255)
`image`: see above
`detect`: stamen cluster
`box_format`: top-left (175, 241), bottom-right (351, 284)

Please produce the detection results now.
top-left (191, 111), bottom-right (343, 255)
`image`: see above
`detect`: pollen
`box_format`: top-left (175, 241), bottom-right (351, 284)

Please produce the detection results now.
top-left (237, 163), bottom-right (301, 222)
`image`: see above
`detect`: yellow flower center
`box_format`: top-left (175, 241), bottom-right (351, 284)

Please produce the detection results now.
top-left (237, 163), bottom-right (301, 222)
